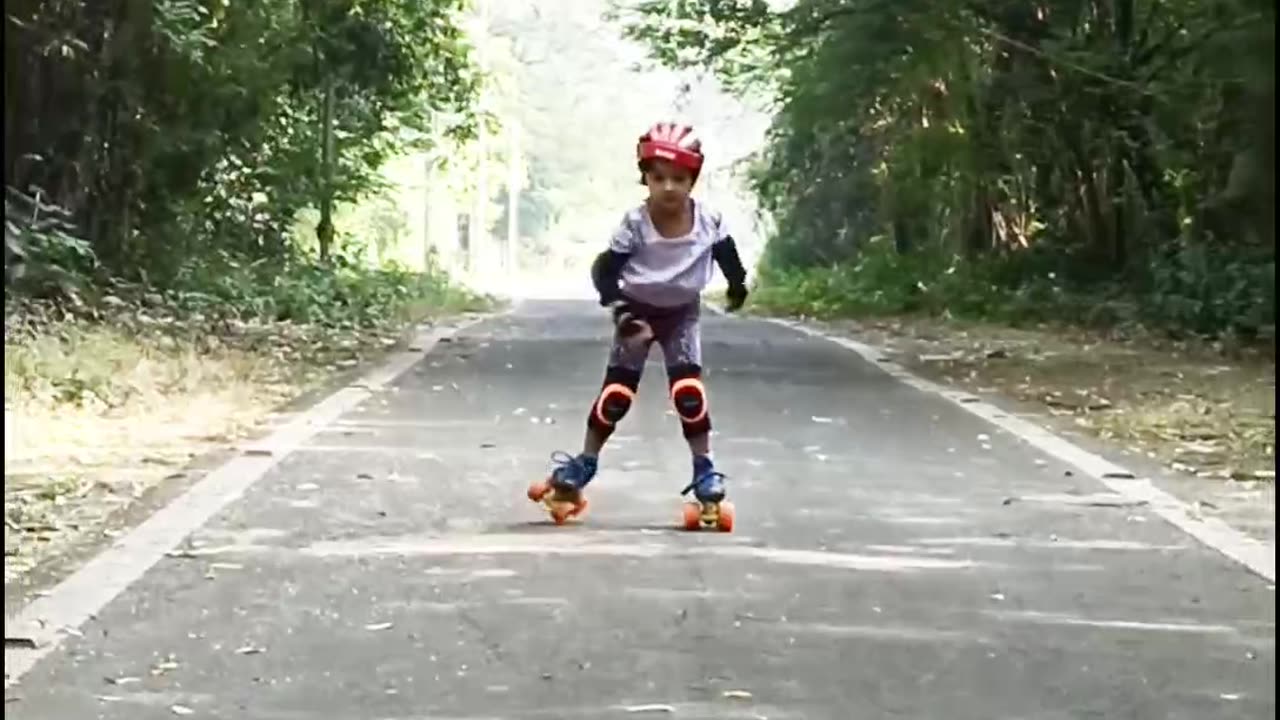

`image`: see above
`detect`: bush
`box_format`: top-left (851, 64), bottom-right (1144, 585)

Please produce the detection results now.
top-left (161, 247), bottom-right (485, 329)
top-left (750, 234), bottom-right (1273, 342)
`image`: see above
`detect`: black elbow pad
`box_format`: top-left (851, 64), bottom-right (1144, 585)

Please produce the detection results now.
top-left (712, 237), bottom-right (747, 288)
top-left (591, 250), bottom-right (630, 305)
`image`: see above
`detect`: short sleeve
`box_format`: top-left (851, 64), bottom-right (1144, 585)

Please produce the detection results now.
top-left (703, 204), bottom-right (732, 243)
top-left (608, 211), bottom-right (642, 254)
top-left (714, 210), bottom-right (732, 243)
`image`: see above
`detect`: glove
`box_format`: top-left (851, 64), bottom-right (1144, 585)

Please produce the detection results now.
top-left (725, 283), bottom-right (748, 312)
top-left (609, 300), bottom-right (651, 341)
top-left (609, 300), bottom-right (641, 334)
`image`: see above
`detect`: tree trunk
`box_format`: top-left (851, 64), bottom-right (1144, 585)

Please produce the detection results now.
top-left (316, 78), bottom-right (336, 263)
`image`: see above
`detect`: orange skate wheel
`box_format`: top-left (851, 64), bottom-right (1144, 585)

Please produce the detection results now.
top-left (550, 503), bottom-right (574, 525)
top-left (681, 503), bottom-right (702, 530)
top-left (527, 479), bottom-right (550, 503)
top-left (716, 501), bottom-right (735, 533)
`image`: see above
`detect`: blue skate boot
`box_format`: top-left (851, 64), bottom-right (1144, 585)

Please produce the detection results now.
top-left (527, 451), bottom-right (598, 525)
top-left (547, 450), bottom-right (598, 493)
top-left (680, 455), bottom-right (734, 532)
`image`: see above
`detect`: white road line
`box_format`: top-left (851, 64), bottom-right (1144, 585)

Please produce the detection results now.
top-left (3, 313), bottom-right (495, 688)
top-left (764, 316), bottom-right (1275, 583)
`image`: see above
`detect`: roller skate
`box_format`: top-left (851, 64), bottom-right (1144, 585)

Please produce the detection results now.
top-left (526, 451), bottom-right (597, 525)
top-left (680, 455), bottom-right (735, 532)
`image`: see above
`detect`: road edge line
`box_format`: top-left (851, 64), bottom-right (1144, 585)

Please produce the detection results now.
top-left (761, 315), bottom-right (1276, 584)
top-left (3, 311), bottom-right (497, 688)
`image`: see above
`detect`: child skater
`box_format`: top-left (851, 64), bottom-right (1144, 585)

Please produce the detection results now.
top-left (528, 121), bottom-right (749, 529)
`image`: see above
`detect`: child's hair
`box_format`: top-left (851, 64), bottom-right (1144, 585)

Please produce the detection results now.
top-left (637, 158), bottom-right (701, 186)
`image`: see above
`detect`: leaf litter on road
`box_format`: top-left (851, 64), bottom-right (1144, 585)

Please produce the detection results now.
top-left (815, 316), bottom-right (1274, 545)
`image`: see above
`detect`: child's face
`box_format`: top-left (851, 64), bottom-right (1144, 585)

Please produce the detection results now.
top-left (643, 159), bottom-right (695, 212)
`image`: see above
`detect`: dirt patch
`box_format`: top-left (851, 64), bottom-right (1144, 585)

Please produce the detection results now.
top-left (795, 315), bottom-right (1275, 540)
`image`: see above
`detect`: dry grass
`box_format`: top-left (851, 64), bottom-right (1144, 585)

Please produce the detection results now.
top-left (2, 315), bottom-right (409, 584)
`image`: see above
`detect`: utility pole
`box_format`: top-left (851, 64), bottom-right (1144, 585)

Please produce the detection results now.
top-left (307, 0), bottom-right (336, 264)
top-left (317, 78), bottom-right (336, 263)
top-left (506, 122), bottom-right (520, 278)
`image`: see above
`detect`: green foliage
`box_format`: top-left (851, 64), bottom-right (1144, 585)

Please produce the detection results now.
top-left (753, 237), bottom-right (1274, 340)
top-left (4, 245), bottom-right (490, 413)
top-left (620, 0), bottom-right (1275, 340)
top-left (5, 189), bottom-right (99, 301)
top-left (165, 249), bottom-right (487, 329)
top-left (487, 1), bottom-right (660, 248)
top-left (5, 0), bottom-right (479, 283)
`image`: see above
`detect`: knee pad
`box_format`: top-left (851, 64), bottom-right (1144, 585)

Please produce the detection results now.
top-left (588, 367), bottom-right (641, 431)
top-left (668, 365), bottom-right (708, 426)
top-left (593, 382), bottom-right (636, 427)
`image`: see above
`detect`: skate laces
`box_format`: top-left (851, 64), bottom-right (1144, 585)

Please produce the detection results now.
top-left (681, 470), bottom-right (727, 497)
top-left (549, 450), bottom-right (591, 482)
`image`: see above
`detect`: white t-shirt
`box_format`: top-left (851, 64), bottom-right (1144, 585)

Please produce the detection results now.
top-left (608, 199), bottom-right (730, 308)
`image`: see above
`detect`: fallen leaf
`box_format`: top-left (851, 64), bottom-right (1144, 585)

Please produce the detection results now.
top-left (364, 622), bottom-right (393, 631)
top-left (624, 704), bottom-right (676, 714)
top-left (235, 645), bottom-right (264, 655)
top-left (171, 705), bottom-right (195, 716)
top-left (723, 689), bottom-right (753, 699)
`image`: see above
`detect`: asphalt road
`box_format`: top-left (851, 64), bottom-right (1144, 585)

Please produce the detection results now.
top-left (5, 300), bottom-right (1274, 719)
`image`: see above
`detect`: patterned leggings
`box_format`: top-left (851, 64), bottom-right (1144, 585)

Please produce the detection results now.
top-left (588, 298), bottom-right (709, 439)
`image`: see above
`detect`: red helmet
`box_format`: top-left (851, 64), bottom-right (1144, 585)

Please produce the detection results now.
top-left (636, 122), bottom-right (704, 172)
